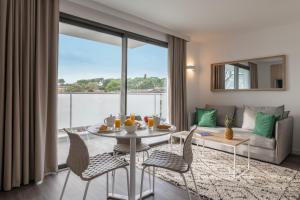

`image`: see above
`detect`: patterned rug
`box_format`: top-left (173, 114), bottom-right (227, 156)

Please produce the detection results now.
top-left (136, 144), bottom-right (300, 200)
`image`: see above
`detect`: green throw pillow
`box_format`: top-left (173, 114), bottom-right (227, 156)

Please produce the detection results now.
top-left (254, 112), bottom-right (276, 138)
top-left (195, 108), bottom-right (217, 127)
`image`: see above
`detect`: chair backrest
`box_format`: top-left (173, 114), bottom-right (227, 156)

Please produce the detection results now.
top-left (64, 129), bottom-right (90, 176)
top-left (183, 126), bottom-right (197, 166)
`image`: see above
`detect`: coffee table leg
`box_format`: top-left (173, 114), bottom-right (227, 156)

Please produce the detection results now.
top-left (233, 146), bottom-right (236, 178)
top-left (202, 140), bottom-right (205, 154)
top-left (248, 142), bottom-right (250, 170)
top-left (170, 135), bottom-right (173, 151)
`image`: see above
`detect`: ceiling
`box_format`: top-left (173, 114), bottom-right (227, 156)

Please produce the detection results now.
top-left (60, 23), bottom-right (145, 48)
top-left (88, 0), bottom-right (300, 42)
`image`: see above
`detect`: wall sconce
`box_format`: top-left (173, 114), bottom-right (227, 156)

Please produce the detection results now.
top-left (186, 65), bottom-right (197, 70)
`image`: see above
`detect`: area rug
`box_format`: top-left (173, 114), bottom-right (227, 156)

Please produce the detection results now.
top-left (136, 144), bottom-right (300, 200)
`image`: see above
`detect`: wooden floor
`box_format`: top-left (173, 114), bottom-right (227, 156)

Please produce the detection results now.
top-left (0, 150), bottom-right (299, 200)
top-left (0, 168), bottom-right (199, 200)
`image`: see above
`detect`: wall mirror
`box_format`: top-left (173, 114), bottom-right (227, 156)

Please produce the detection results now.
top-left (211, 55), bottom-right (286, 91)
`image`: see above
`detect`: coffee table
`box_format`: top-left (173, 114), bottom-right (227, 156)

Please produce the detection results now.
top-left (171, 129), bottom-right (250, 177)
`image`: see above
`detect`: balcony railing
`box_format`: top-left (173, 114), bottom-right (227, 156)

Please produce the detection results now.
top-left (57, 92), bottom-right (168, 130)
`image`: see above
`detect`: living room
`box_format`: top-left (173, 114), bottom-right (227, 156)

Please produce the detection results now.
top-left (1, 0), bottom-right (300, 200)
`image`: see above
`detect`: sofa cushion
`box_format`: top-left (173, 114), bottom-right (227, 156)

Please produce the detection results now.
top-left (196, 126), bottom-right (276, 150)
top-left (234, 106), bottom-right (244, 128)
top-left (198, 109), bottom-right (217, 127)
top-left (254, 112), bottom-right (276, 138)
top-left (281, 111), bottom-right (290, 120)
top-left (242, 105), bottom-right (284, 130)
top-left (249, 134), bottom-right (276, 150)
top-left (242, 107), bottom-right (257, 130)
top-left (195, 108), bottom-right (217, 127)
top-left (205, 105), bottom-right (235, 126)
top-left (246, 105), bottom-right (284, 117)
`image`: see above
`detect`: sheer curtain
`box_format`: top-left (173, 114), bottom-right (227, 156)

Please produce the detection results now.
top-left (168, 35), bottom-right (188, 131)
top-left (0, 0), bottom-right (59, 191)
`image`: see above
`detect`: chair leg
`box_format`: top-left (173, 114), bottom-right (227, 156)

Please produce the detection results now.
top-left (181, 173), bottom-right (192, 200)
top-left (124, 167), bottom-right (130, 198)
top-left (142, 152), bottom-right (145, 162)
top-left (190, 167), bottom-right (200, 199)
top-left (83, 181), bottom-right (90, 200)
top-left (106, 173), bottom-right (109, 198)
top-left (152, 167), bottom-right (155, 193)
top-left (112, 170), bottom-right (116, 195)
top-left (145, 151), bottom-right (151, 190)
top-left (140, 166), bottom-right (146, 200)
top-left (60, 169), bottom-right (71, 200)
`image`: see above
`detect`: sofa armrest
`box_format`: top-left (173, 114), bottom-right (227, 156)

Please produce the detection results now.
top-left (275, 116), bottom-right (293, 164)
top-left (188, 112), bottom-right (195, 127)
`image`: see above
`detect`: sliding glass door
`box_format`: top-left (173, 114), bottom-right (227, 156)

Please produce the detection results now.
top-left (57, 14), bottom-right (168, 166)
top-left (127, 39), bottom-right (168, 121)
top-left (58, 22), bottom-right (122, 165)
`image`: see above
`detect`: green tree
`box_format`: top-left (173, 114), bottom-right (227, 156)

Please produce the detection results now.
top-left (65, 84), bottom-right (83, 92)
top-left (105, 79), bottom-right (121, 92)
top-left (85, 82), bottom-right (98, 92)
top-left (58, 78), bottom-right (65, 85)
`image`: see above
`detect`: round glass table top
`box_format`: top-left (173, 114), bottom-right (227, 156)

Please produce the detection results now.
top-left (87, 125), bottom-right (176, 139)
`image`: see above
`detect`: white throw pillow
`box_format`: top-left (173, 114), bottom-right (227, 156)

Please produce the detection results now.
top-left (242, 107), bottom-right (257, 130)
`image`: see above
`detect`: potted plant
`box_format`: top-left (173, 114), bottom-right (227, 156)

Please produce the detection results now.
top-left (224, 114), bottom-right (234, 140)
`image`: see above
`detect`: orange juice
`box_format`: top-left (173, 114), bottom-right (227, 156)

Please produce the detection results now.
top-left (148, 118), bottom-right (154, 127)
top-left (130, 113), bottom-right (135, 121)
top-left (115, 119), bottom-right (121, 128)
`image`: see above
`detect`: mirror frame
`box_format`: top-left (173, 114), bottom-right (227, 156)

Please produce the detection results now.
top-left (211, 55), bottom-right (287, 92)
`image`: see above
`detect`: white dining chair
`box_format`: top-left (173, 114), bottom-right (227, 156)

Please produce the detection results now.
top-left (60, 129), bottom-right (130, 200)
top-left (139, 126), bottom-right (199, 200)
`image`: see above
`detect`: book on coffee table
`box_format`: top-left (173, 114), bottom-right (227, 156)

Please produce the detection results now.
top-left (196, 131), bottom-right (211, 136)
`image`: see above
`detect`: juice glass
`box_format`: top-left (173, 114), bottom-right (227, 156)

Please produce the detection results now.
top-left (115, 119), bottom-right (121, 129)
top-left (130, 113), bottom-right (135, 121)
top-left (148, 118), bottom-right (154, 128)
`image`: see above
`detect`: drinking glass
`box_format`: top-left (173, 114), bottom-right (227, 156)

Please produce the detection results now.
top-left (148, 118), bottom-right (154, 129)
top-left (130, 113), bottom-right (135, 121)
top-left (115, 119), bottom-right (121, 129)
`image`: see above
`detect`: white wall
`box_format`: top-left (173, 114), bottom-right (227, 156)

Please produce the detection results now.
top-left (187, 22), bottom-right (300, 154)
top-left (186, 42), bottom-right (208, 112)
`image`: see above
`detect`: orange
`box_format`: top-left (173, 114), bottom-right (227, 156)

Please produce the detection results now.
top-left (124, 119), bottom-right (134, 126)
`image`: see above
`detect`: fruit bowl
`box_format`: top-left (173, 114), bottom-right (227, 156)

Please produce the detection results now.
top-left (124, 124), bottom-right (137, 134)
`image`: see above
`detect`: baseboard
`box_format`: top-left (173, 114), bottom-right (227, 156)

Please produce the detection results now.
top-left (292, 148), bottom-right (300, 155)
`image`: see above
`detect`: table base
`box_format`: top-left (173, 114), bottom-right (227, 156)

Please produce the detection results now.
top-left (108, 189), bottom-right (154, 200)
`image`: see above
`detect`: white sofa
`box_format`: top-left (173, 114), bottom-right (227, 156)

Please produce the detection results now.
top-left (189, 105), bottom-right (293, 164)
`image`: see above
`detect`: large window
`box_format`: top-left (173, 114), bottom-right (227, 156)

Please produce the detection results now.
top-left (57, 16), bottom-right (168, 166)
top-left (127, 39), bottom-right (168, 121)
top-left (58, 22), bottom-right (122, 164)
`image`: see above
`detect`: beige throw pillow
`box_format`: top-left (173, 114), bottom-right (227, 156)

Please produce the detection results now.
top-left (241, 105), bottom-right (285, 130)
top-left (242, 107), bottom-right (257, 130)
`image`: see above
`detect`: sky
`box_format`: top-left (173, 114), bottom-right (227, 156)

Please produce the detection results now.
top-left (58, 34), bottom-right (168, 83)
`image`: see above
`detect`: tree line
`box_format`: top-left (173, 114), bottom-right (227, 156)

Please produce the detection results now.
top-left (58, 75), bottom-right (167, 93)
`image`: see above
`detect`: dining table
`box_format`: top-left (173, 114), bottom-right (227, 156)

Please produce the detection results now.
top-left (87, 125), bottom-right (176, 200)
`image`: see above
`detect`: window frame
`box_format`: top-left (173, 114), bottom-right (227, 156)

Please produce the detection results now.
top-left (60, 12), bottom-right (168, 115)
top-left (58, 13), bottom-right (168, 168)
